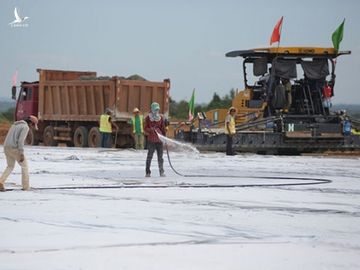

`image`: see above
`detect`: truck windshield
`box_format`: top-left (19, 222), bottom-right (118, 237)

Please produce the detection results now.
top-left (19, 87), bottom-right (32, 101)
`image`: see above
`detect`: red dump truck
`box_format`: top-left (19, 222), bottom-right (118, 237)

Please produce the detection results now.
top-left (13, 69), bottom-right (170, 147)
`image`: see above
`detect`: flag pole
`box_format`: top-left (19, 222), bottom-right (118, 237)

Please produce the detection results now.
top-left (331, 18), bottom-right (345, 87)
top-left (276, 16), bottom-right (283, 54)
top-left (188, 88), bottom-right (195, 122)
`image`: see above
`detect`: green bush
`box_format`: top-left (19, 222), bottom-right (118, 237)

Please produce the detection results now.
top-left (0, 108), bottom-right (15, 123)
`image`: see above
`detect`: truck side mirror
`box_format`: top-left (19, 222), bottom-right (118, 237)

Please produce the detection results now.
top-left (11, 86), bottom-right (17, 100)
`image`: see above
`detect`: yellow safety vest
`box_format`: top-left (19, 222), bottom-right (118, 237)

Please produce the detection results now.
top-left (351, 128), bottom-right (360, 135)
top-left (225, 115), bottom-right (236, 134)
top-left (132, 115), bottom-right (144, 134)
top-left (100, 114), bottom-right (112, 133)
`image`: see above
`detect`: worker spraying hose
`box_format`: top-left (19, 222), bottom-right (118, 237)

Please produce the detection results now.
top-left (144, 102), bottom-right (166, 177)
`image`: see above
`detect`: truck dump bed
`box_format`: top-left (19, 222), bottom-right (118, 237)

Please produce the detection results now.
top-left (37, 69), bottom-right (170, 122)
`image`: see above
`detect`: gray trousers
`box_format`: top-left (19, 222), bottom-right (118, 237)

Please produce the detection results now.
top-left (146, 142), bottom-right (164, 175)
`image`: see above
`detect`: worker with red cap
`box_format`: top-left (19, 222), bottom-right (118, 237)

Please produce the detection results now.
top-left (0, 115), bottom-right (38, 191)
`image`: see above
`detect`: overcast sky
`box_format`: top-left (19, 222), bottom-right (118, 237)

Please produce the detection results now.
top-left (1, 0), bottom-right (359, 104)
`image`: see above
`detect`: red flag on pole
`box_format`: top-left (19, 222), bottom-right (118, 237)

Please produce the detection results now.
top-left (270, 16), bottom-right (284, 45)
top-left (12, 70), bottom-right (18, 86)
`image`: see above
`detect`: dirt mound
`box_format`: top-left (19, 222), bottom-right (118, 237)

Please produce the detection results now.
top-left (0, 122), bottom-right (11, 144)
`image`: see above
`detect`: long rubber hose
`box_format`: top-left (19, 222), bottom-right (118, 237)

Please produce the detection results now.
top-left (164, 144), bottom-right (332, 187)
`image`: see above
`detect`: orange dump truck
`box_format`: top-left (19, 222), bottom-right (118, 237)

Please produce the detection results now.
top-left (13, 69), bottom-right (170, 147)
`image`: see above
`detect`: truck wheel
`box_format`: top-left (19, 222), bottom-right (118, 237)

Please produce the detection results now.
top-left (88, 127), bottom-right (101, 147)
top-left (74, 126), bottom-right (89, 147)
top-left (26, 128), bottom-right (39, 146)
top-left (43, 126), bottom-right (58, 146)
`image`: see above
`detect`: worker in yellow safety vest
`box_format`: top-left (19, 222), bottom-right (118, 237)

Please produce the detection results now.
top-left (99, 108), bottom-right (117, 148)
top-left (131, 107), bottom-right (144, 149)
top-left (352, 128), bottom-right (360, 135)
top-left (225, 107), bottom-right (236, 156)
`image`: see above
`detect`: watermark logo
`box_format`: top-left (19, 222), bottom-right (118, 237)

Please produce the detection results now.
top-left (9, 7), bottom-right (29, 27)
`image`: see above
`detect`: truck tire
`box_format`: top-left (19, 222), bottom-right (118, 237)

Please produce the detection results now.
top-left (26, 128), bottom-right (39, 146)
top-left (74, 126), bottom-right (89, 147)
top-left (43, 126), bottom-right (58, 146)
top-left (88, 127), bottom-right (101, 148)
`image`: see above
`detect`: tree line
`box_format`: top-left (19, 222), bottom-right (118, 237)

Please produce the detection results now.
top-left (170, 89), bottom-right (236, 120)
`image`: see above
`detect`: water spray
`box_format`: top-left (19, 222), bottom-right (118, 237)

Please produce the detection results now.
top-left (154, 131), bottom-right (332, 188)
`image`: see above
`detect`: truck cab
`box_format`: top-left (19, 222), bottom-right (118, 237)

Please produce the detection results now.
top-left (13, 81), bottom-right (40, 145)
top-left (15, 81), bottom-right (39, 121)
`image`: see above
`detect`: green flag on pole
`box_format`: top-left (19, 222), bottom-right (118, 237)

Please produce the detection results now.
top-left (188, 89), bottom-right (195, 121)
top-left (332, 19), bottom-right (345, 51)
